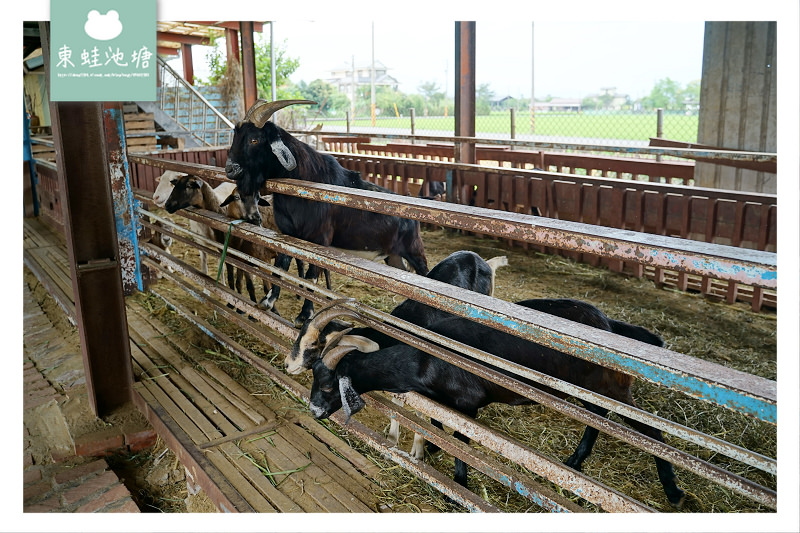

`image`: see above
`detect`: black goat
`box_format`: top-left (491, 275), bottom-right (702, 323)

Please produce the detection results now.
top-left (287, 250), bottom-right (505, 459)
top-left (301, 298), bottom-right (685, 508)
top-left (225, 99), bottom-right (429, 327)
top-left (285, 250), bottom-right (499, 374)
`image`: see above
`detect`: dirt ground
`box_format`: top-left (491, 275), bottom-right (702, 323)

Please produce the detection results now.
top-left (26, 214), bottom-right (777, 513)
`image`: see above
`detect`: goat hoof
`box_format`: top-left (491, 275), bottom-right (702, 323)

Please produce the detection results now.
top-left (294, 315), bottom-right (309, 329)
top-left (667, 489), bottom-right (687, 509)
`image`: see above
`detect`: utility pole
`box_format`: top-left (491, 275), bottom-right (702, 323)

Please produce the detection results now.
top-left (350, 55), bottom-right (356, 118)
top-left (371, 22), bottom-right (376, 126)
top-left (270, 22), bottom-right (276, 102)
top-left (530, 22), bottom-right (535, 134)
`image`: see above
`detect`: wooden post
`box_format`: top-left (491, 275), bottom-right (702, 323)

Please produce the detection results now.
top-left (181, 43), bottom-right (194, 85)
top-left (454, 21), bottom-right (476, 204)
top-left (240, 21), bottom-right (258, 111)
top-left (40, 22), bottom-right (135, 416)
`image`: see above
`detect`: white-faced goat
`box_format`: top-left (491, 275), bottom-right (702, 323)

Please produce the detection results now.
top-left (218, 187), bottom-right (332, 310)
top-left (298, 298), bottom-right (685, 508)
top-left (164, 175), bottom-right (259, 305)
top-left (225, 99), bottom-right (429, 327)
top-left (287, 250), bottom-right (507, 459)
top-left (153, 170), bottom-right (236, 276)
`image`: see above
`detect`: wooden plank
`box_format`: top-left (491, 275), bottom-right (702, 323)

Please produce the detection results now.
top-left (246, 432), bottom-right (356, 512)
top-left (293, 415), bottom-right (384, 481)
top-left (216, 441), bottom-right (301, 512)
top-left (276, 418), bottom-right (379, 511)
top-left (124, 112), bottom-right (154, 122)
top-left (27, 248), bottom-right (73, 300)
top-left (239, 435), bottom-right (326, 512)
top-left (203, 444), bottom-right (277, 512)
top-left (201, 362), bottom-right (275, 424)
top-left (132, 385), bottom-right (254, 512)
top-left (128, 306), bottom-right (255, 434)
top-left (130, 342), bottom-right (222, 444)
top-left (23, 249), bottom-right (76, 321)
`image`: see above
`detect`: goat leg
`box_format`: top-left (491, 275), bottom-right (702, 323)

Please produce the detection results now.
top-left (260, 253), bottom-right (292, 311)
top-left (295, 263), bottom-right (323, 328)
top-left (617, 410), bottom-right (686, 508)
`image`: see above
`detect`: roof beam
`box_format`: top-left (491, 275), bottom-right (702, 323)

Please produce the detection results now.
top-left (157, 46), bottom-right (180, 56)
top-left (187, 21), bottom-right (264, 32)
top-left (157, 31), bottom-right (212, 46)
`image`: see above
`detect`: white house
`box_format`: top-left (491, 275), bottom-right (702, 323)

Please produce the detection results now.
top-left (326, 60), bottom-right (399, 98)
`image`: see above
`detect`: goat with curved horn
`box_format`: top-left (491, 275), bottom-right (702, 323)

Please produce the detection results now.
top-left (240, 99), bottom-right (318, 128)
top-left (225, 95), bottom-right (428, 328)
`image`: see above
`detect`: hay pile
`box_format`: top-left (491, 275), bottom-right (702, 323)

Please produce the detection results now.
top-left (131, 217), bottom-right (777, 513)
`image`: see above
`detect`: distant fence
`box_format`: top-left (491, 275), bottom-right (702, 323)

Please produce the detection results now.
top-left (310, 108), bottom-right (698, 147)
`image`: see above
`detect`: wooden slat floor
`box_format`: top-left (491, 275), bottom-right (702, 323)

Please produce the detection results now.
top-left (127, 303), bottom-right (385, 513)
top-left (23, 217), bottom-right (76, 324)
top-left (23, 216), bottom-right (385, 512)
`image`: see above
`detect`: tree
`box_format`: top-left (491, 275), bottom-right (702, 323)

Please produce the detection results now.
top-left (418, 81), bottom-right (445, 115)
top-left (199, 35), bottom-right (301, 101)
top-left (642, 77), bottom-right (683, 110)
top-left (476, 83), bottom-right (494, 115)
top-left (297, 79), bottom-right (350, 116)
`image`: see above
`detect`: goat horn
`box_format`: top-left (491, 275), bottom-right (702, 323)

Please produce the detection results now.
top-left (303, 298), bottom-right (359, 338)
top-left (243, 99), bottom-right (318, 128)
top-left (321, 344), bottom-right (357, 370)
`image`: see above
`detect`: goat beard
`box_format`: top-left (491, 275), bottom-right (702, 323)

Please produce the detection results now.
top-left (339, 376), bottom-right (365, 423)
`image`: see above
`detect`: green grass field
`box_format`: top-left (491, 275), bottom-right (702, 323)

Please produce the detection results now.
top-left (322, 111), bottom-right (699, 144)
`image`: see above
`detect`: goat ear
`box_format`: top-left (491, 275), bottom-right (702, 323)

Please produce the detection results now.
top-left (188, 178), bottom-right (202, 189)
top-left (270, 138), bottom-right (297, 171)
top-left (339, 376), bottom-right (365, 423)
top-left (220, 194), bottom-right (234, 208)
top-left (339, 335), bottom-right (380, 353)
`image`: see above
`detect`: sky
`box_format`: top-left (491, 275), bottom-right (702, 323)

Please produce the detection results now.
top-left (178, 20), bottom-right (706, 101)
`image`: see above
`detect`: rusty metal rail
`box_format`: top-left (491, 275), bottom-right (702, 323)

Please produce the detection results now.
top-left (135, 193), bottom-right (776, 426)
top-left (137, 203), bottom-right (776, 477)
top-left (309, 131), bottom-right (778, 165)
top-left (138, 244), bottom-right (658, 512)
top-left (263, 178), bottom-right (776, 290)
top-left (128, 154), bottom-right (776, 292)
top-left (137, 215), bottom-right (776, 509)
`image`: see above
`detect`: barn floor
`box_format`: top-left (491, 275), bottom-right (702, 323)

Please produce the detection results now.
top-left (22, 217), bottom-right (391, 513)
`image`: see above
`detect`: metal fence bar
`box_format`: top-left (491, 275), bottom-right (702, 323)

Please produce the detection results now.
top-left (262, 179), bottom-right (777, 290)
top-left (126, 155), bottom-right (775, 290)
top-left (139, 248), bottom-right (652, 512)
top-left (140, 198), bottom-right (776, 425)
top-left (139, 206), bottom-right (777, 479)
top-left (321, 132), bottom-right (777, 164)
top-left (136, 164), bottom-right (776, 510)
top-left (140, 231), bottom-right (775, 509)
top-left (140, 256), bottom-right (499, 512)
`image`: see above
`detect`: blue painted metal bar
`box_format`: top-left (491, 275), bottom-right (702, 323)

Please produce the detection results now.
top-left (148, 205), bottom-right (776, 424)
top-left (103, 103), bottom-right (143, 293)
top-left (23, 97), bottom-right (40, 217)
top-left (262, 179), bottom-right (777, 289)
top-left (126, 156), bottom-right (776, 421)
